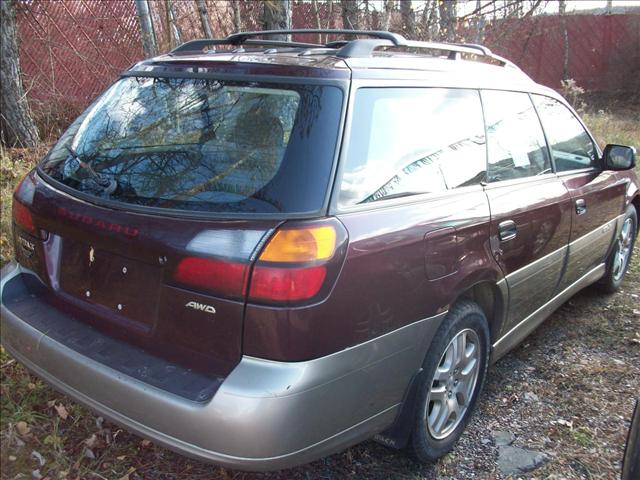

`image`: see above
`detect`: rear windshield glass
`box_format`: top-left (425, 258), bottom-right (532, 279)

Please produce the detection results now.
top-left (39, 77), bottom-right (343, 215)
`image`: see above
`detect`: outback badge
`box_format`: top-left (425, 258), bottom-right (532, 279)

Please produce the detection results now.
top-left (185, 301), bottom-right (216, 315)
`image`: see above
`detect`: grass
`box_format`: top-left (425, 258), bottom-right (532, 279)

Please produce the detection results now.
top-left (0, 104), bottom-right (639, 479)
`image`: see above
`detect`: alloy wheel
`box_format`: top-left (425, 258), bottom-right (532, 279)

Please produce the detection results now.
top-left (613, 217), bottom-right (634, 282)
top-left (426, 328), bottom-right (480, 440)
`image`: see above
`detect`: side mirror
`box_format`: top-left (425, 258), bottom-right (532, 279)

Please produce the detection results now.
top-left (603, 144), bottom-right (636, 170)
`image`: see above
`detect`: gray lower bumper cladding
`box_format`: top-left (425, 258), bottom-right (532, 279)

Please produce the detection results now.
top-left (0, 262), bottom-right (445, 471)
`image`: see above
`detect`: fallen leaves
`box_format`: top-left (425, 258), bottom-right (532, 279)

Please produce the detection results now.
top-left (54, 403), bottom-right (69, 420)
top-left (15, 421), bottom-right (31, 437)
top-left (31, 449), bottom-right (46, 466)
top-left (118, 467), bottom-right (136, 480)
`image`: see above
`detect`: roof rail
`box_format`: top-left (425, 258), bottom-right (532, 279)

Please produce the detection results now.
top-left (338, 38), bottom-right (519, 69)
top-left (169, 29), bottom-right (518, 70)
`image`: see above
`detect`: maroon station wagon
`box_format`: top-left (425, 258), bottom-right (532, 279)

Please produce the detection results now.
top-left (2, 30), bottom-right (638, 470)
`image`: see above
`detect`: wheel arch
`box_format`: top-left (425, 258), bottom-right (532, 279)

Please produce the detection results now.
top-left (454, 280), bottom-right (508, 346)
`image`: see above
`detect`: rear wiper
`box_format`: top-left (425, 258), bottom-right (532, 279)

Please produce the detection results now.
top-left (64, 145), bottom-right (117, 194)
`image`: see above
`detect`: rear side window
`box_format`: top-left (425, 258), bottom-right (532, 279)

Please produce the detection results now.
top-left (482, 90), bottom-right (551, 182)
top-left (338, 88), bottom-right (486, 208)
top-left (532, 95), bottom-right (597, 172)
top-left (40, 77), bottom-right (343, 215)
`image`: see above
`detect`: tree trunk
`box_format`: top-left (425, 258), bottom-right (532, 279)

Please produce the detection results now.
top-left (559, 0), bottom-right (569, 80)
top-left (312, 0), bottom-right (322, 43)
top-left (263, 0), bottom-right (291, 41)
top-left (135, 0), bottom-right (157, 57)
top-left (400, 0), bottom-right (415, 38)
top-left (196, 0), bottom-right (213, 38)
top-left (232, 0), bottom-right (242, 32)
top-left (473, 0), bottom-right (485, 43)
top-left (165, 0), bottom-right (182, 47)
top-left (438, 0), bottom-right (456, 42)
top-left (341, 0), bottom-right (359, 30)
top-left (0, 0), bottom-right (39, 147)
top-left (381, 0), bottom-right (393, 31)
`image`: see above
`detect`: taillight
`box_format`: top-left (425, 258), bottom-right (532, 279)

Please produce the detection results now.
top-left (13, 200), bottom-right (36, 236)
top-left (249, 265), bottom-right (327, 302)
top-left (174, 257), bottom-right (249, 299)
top-left (248, 221), bottom-right (347, 305)
top-left (172, 220), bottom-right (347, 304)
top-left (13, 172), bottom-right (40, 237)
top-left (259, 226), bottom-right (337, 262)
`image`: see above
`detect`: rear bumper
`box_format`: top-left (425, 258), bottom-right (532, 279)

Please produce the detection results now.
top-left (0, 262), bottom-right (444, 471)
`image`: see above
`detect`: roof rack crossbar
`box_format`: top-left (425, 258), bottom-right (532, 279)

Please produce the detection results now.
top-left (226, 29), bottom-right (407, 46)
top-left (171, 38), bottom-right (323, 54)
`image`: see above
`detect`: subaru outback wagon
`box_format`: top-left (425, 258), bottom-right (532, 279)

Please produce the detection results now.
top-left (2, 30), bottom-right (638, 471)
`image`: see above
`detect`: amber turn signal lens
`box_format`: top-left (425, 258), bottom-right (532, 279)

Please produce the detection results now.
top-left (259, 226), bottom-right (337, 263)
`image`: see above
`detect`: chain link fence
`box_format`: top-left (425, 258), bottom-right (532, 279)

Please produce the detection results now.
top-left (14, 0), bottom-right (640, 137)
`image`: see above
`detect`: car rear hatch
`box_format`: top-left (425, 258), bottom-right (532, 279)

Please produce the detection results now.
top-left (10, 70), bottom-right (345, 380)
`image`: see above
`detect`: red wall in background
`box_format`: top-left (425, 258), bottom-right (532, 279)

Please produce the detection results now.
top-left (15, 0), bottom-right (640, 113)
top-left (483, 13), bottom-right (640, 91)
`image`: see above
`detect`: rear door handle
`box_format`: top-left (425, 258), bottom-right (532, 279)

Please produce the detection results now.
top-left (498, 220), bottom-right (517, 242)
top-left (575, 199), bottom-right (587, 215)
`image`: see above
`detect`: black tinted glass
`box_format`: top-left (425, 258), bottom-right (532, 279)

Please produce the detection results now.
top-left (482, 90), bottom-right (551, 182)
top-left (338, 88), bottom-right (486, 207)
top-left (532, 95), bottom-right (597, 172)
top-left (40, 77), bottom-right (343, 214)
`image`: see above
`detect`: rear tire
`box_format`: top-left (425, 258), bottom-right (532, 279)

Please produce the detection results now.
top-left (409, 301), bottom-right (490, 463)
top-left (599, 205), bottom-right (637, 293)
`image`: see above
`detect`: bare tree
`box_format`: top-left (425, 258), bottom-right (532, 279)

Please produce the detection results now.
top-left (232, 0), bottom-right (242, 32)
top-left (164, 0), bottom-right (182, 47)
top-left (439, 0), bottom-right (457, 42)
top-left (0, 0), bottom-right (39, 147)
top-left (263, 0), bottom-right (292, 41)
top-left (400, 1), bottom-right (415, 38)
top-left (135, 0), bottom-right (157, 57)
top-left (341, 0), bottom-right (359, 30)
top-left (196, 0), bottom-right (214, 38)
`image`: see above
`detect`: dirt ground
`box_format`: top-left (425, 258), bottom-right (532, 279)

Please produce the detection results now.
top-left (1, 106), bottom-right (639, 479)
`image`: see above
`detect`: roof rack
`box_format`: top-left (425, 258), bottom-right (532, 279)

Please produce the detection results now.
top-left (169, 29), bottom-right (518, 69)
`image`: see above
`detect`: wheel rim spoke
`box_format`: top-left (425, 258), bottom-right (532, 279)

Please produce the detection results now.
top-left (613, 218), bottom-right (634, 281)
top-left (426, 328), bottom-right (481, 440)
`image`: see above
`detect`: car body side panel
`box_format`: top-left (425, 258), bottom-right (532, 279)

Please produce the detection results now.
top-left (558, 170), bottom-right (627, 289)
top-left (484, 176), bottom-right (573, 335)
top-left (243, 187), bottom-right (500, 361)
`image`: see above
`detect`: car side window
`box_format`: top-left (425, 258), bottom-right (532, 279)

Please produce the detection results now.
top-left (482, 90), bottom-right (551, 182)
top-left (532, 95), bottom-right (597, 172)
top-left (338, 88), bottom-right (486, 208)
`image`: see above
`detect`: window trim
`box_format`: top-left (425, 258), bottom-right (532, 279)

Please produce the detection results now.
top-left (330, 85), bottom-right (488, 214)
top-left (334, 182), bottom-right (486, 215)
top-left (529, 93), bottom-right (602, 175)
